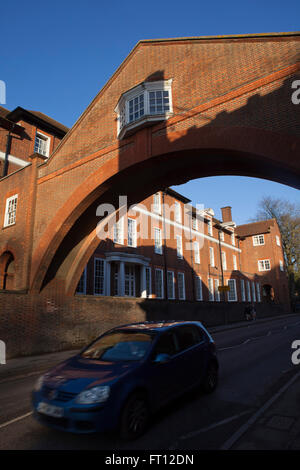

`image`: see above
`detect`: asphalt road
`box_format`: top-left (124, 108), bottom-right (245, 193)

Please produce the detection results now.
top-left (0, 315), bottom-right (300, 450)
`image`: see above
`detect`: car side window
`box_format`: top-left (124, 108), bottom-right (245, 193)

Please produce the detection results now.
top-left (152, 332), bottom-right (177, 358)
top-left (175, 326), bottom-right (204, 353)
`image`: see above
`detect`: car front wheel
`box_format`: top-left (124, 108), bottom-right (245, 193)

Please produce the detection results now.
top-left (202, 362), bottom-right (218, 394)
top-left (119, 392), bottom-right (150, 440)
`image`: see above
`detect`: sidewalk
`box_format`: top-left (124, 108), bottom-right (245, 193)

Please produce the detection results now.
top-left (0, 313), bottom-right (297, 384)
top-left (230, 369), bottom-right (300, 450)
top-left (0, 313), bottom-right (299, 449)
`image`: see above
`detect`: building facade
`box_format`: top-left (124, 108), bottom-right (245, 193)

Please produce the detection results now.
top-left (75, 188), bottom-right (289, 308)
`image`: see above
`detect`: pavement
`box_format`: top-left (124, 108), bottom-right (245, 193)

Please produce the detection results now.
top-left (0, 312), bottom-right (299, 450)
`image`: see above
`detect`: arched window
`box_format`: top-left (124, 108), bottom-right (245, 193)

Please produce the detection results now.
top-left (0, 252), bottom-right (15, 290)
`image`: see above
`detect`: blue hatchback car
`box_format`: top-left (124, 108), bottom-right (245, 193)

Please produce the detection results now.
top-left (32, 321), bottom-right (219, 439)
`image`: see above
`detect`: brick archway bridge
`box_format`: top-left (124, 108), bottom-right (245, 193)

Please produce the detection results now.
top-left (0, 32), bottom-right (299, 356)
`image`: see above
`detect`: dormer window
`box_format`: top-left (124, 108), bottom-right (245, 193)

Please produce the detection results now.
top-left (115, 80), bottom-right (173, 139)
top-left (34, 132), bottom-right (50, 157)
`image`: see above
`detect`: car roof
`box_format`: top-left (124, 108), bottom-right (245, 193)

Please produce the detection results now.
top-left (109, 320), bottom-right (204, 333)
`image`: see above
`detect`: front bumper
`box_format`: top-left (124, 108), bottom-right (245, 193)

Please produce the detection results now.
top-left (32, 393), bottom-right (118, 434)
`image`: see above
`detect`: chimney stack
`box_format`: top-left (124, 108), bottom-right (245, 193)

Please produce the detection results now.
top-left (221, 206), bottom-right (232, 223)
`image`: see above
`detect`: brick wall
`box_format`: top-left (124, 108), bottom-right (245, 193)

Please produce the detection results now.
top-left (0, 291), bottom-right (289, 359)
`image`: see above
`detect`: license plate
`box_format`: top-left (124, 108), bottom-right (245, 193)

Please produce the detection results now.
top-left (37, 402), bottom-right (64, 418)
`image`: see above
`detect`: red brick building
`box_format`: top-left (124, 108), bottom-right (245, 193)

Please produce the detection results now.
top-left (75, 188), bottom-right (289, 308)
top-left (0, 105), bottom-right (68, 289)
top-left (0, 32), bottom-right (298, 357)
top-left (0, 105), bottom-right (290, 307)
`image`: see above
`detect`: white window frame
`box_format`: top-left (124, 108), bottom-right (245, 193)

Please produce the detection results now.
top-left (253, 234), bottom-right (265, 246)
top-left (276, 235), bottom-right (281, 246)
top-left (195, 276), bottom-right (203, 301)
top-left (177, 235), bottom-right (183, 259)
top-left (145, 267), bottom-right (152, 298)
top-left (231, 233), bottom-right (235, 246)
top-left (192, 217), bottom-right (198, 231)
top-left (208, 278), bottom-right (214, 301)
top-left (34, 131), bottom-right (50, 157)
top-left (227, 279), bottom-right (237, 302)
top-left (256, 283), bottom-right (261, 302)
top-left (113, 218), bottom-right (124, 245)
top-left (251, 282), bottom-right (256, 302)
top-left (233, 255), bottom-right (237, 271)
top-left (154, 227), bottom-right (163, 254)
top-left (193, 241), bottom-right (200, 264)
top-left (3, 194), bottom-right (18, 227)
top-left (94, 258), bottom-right (105, 296)
top-left (76, 267), bottom-right (87, 295)
top-left (153, 193), bottom-right (161, 215)
top-left (155, 268), bottom-right (164, 299)
top-left (214, 279), bottom-right (220, 302)
top-left (178, 272), bottom-right (186, 300)
top-left (208, 219), bottom-right (213, 236)
top-left (115, 79), bottom-right (173, 139)
top-left (246, 281), bottom-right (251, 302)
top-left (279, 260), bottom-right (284, 271)
top-left (240, 279), bottom-right (246, 302)
top-left (174, 201), bottom-right (181, 223)
top-left (258, 259), bottom-right (271, 271)
top-left (209, 247), bottom-right (215, 267)
top-left (222, 251), bottom-right (227, 271)
top-left (127, 218), bottom-right (137, 247)
top-left (167, 271), bottom-right (175, 300)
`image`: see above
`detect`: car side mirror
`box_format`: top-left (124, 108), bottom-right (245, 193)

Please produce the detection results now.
top-left (154, 353), bottom-right (171, 363)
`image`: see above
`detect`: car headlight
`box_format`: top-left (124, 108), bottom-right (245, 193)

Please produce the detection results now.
top-left (34, 375), bottom-right (45, 392)
top-left (75, 386), bottom-right (110, 404)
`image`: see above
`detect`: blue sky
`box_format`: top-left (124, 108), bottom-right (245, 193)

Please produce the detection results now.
top-left (1, 0), bottom-right (299, 224)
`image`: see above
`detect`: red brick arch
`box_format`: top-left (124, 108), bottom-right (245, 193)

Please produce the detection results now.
top-left (30, 124), bottom-right (300, 295)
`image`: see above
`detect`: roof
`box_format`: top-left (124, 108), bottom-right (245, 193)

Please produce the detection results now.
top-left (236, 219), bottom-right (276, 238)
top-left (6, 107), bottom-right (69, 135)
top-left (164, 188), bottom-right (191, 204)
top-left (0, 106), bottom-right (9, 118)
top-left (111, 320), bottom-right (200, 332)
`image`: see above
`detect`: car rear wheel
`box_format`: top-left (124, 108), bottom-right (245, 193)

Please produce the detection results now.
top-left (119, 392), bottom-right (149, 440)
top-left (202, 362), bottom-right (218, 394)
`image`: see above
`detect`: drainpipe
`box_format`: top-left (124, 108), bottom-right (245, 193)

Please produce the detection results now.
top-left (218, 229), bottom-right (225, 302)
top-left (162, 190), bottom-right (168, 300)
top-left (2, 129), bottom-right (12, 178)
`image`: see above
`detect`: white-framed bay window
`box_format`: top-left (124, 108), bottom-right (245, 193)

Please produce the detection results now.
top-left (115, 80), bottom-right (173, 139)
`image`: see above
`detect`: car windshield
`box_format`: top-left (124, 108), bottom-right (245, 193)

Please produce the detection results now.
top-left (80, 330), bottom-right (154, 362)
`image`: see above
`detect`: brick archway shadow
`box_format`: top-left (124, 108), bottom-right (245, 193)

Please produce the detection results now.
top-left (30, 125), bottom-right (300, 296)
